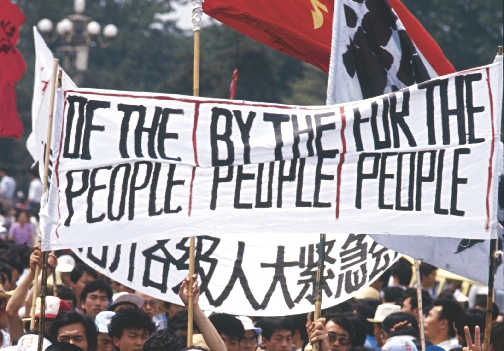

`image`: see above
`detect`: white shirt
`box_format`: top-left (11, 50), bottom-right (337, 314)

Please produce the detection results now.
top-left (0, 175), bottom-right (15, 199)
top-left (437, 340), bottom-right (453, 351)
top-left (28, 178), bottom-right (42, 203)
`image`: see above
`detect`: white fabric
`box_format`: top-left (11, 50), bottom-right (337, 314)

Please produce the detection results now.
top-left (74, 233), bottom-right (399, 316)
top-left (192, 0), bottom-right (202, 32)
top-left (40, 62), bottom-right (503, 250)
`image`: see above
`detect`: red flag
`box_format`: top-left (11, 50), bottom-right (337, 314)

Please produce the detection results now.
top-left (229, 69), bottom-right (239, 99)
top-left (0, 0), bottom-right (26, 139)
top-left (203, 0), bottom-right (454, 76)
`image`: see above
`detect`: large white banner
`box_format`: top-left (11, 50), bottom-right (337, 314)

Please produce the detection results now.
top-left (42, 62), bottom-right (503, 250)
top-left (74, 233), bottom-right (399, 316)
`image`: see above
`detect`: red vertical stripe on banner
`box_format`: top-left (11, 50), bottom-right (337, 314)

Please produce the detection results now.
top-left (188, 167), bottom-right (196, 217)
top-left (484, 67), bottom-right (495, 231)
top-left (192, 102), bottom-right (200, 167)
top-left (335, 106), bottom-right (347, 219)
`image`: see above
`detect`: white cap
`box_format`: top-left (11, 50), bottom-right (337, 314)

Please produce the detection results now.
top-left (95, 311), bottom-right (115, 333)
top-left (236, 316), bottom-right (262, 335)
top-left (16, 334), bottom-right (52, 351)
top-left (56, 255), bottom-right (75, 273)
top-left (367, 304), bottom-right (401, 323)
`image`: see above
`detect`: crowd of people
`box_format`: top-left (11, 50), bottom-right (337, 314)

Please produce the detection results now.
top-left (0, 167), bottom-right (503, 351)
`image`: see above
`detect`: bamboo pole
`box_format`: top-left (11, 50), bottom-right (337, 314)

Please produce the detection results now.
top-left (30, 59), bottom-right (59, 332)
top-left (482, 239), bottom-right (496, 351)
top-left (187, 0), bottom-right (202, 347)
top-left (414, 260), bottom-right (426, 351)
top-left (313, 234), bottom-right (326, 351)
top-left (38, 251), bottom-right (49, 351)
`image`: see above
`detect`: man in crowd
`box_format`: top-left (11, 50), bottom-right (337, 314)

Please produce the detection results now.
top-left (108, 307), bottom-right (155, 351)
top-left (209, 313), bottom-right (245, 351)
top-left (95, 311), bottom-right (115, 351)
top-left (70, 265), bottom-right (97, 313)
top-left (80, 280), bottom-right (113, 321)
top-left (367, 304), bottom-right (401, 347)
top-left (49, 311), bottom-right (98, 351)
top-left (136, 292), bottom-right (166, 331)
top-left (401, 288), bottom-right (433, 324)
top-left (391, 258), bottom-right (412, 290)
top-left (258, 317), bottom-right (295, 351)
top-left (424, 299), bottom-right (463, 351)
top-left (419, 263), bottom-right (438, 299)
top-left (0, 167), bottom-right (16, 214)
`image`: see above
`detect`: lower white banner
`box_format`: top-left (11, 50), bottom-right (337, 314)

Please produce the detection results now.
top-left (74, 233), bottom-right (398, 316)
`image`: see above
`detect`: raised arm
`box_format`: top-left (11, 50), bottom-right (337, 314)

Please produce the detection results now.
top-left (179, 274), bottom-right (226, 351)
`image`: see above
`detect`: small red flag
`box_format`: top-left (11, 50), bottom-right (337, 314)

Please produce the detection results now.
top-left (0, 0), bottom-right (26, 139)
top-left (229, 69), bottom-right (239, 99)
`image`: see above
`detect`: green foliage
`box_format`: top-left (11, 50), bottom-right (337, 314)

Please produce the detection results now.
top-left (1, 0), bottom-right (502, 190)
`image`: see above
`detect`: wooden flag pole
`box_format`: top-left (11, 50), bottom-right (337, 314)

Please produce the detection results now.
top-left (30, 59), bottom-right (59, 332)
top-left (482, 239), bottom-right (496, 351)
top-left (414, 260), bottom-right (426, 351)
top-left (313, 234), bottom-right (326, 351)
top-left (37, 251), bottom-right (49, 351)
top-left (187, 0), bottom-right (202, 347)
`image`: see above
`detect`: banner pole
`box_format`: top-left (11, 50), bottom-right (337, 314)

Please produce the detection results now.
top-left (37, 251), bottom-right (49, 351)
top-left (414, 260), bottom-right (426, 351)
top-left (30, 59), bottom-right (59, 333)
top-left (313, 234), bottom-right (326, 351)
top-left (187, 1), bottom-right (202, 347)
top-left (482, 239), bottom-right (496, 351)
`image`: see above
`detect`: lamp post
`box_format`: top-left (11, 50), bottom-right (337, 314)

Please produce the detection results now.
top-left (37, 0), bottom-right (117, 82)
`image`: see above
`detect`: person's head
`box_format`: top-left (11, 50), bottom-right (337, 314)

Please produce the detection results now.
top-left (401, 289), bottom-right (433, 323)
top-left (382, 287), bottom-right (405, 304)
top-left (70, 265), bottom-right (97, 300)
top-left (56, 285), bottom-right (78, 309)
top-left (489, 321), bottom-right (504, 351)
top-left (424, 299), bottom-right (463, 344)
top-left (96, 311), bottom-right (115, 351)
top-left (134, 292), bottom-right (159, 318)
top-left (80, 280), bottom-right (113, 320)
top-left (419, 263), bottom-right (437, 288)
top-left (16, 209), bottom-right (30, 225)
top-left (454, 308), bottom-right (485, 347)
top-left (209, 313), bottom-right (246, 351)
top-left (381, 337), bottom-right (418, 351)
top-left (324, 314), bottom-right (354, 351)
top-left (0, 262), bottom-right (13, 291)
top-left (28, 169), bottom-right (39, 180)
top-left (236, 316), bottom-right (262, 351)
top-left (143, 328), bottom-right (186, 351)
top-left (108, 306), bottom-right (155, 351)
top-left (0, 168), bottom-right (7, 177)
top-left (381, 312), bottom-right (419, 340)
top-left (46, 342), bottom-right (87, 351)
top-left (354, 298), bottom-right (381, 337)
top-left (164, 302), bottom-right (185, 319)
top-left (391, 259), bottom-right (412, 287)
top-left (109, 293), bottom-right (144, 313)
top-left (49, 311), bottom-right (98, 351)
top-left (370, 269), bottom-right (392, 292)
top-left (257, 317), bottom-right (294, 351)
top-left (168, 309), bottom-right (199, 338)
top-left (4, 253), bottom-right (24, 285)
top-left (342, 312), bottom-right (366, 347)
top-left (367, 304), bottom-right (401, 347)
top-left (29, 296), bottom-right (73, 331)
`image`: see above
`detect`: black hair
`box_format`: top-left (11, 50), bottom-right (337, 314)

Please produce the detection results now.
top-left (290, 313), bottom-right (308, 343)
top-left (490, 321), bottom-right (504, 351)
top-left (143, 328), bottom-right (186, 351)
top-left (342, 312), bottom-right (366, 346)
top-left (382, 312), bottom-right (419, 338)
top-left (454, 308), bottom-right (485, 342)
top-left (208, 313), bottom-right (245, 341)
top-left (256, 317), bottom-right (295, 341)
top-left (79, 279), bottom-right (113, 303)
top-left (46, 342), bottom-right (86, 351)
top-left (354, 298), bottom-right (381, 336)
top-left (321, 301), bottom-right (354, 318)
top-left (391, 258), bottom-right (412, 286)
top-left (4, 253), bottom-right (24, 275)
top-left (474, 296), bottom-right (500, 321)
top-left (70, 264), bottom-right (97, 284)
top-left (324, 314), bottom-right (355, 342)
top-left (0, 262), bottom-right (12, 285)
top-left (49, 311), bottom-right (98, 351)
top-left (56, 285), bottom-right (78, 308)
top-left (419, 263), bottom-right (437, 281)
top-left (108, 307), bottom-right (155, 339)
top-left (168, 309), bottom-right (199, 333)
top-left (382, 286), bottom-right (404, 304)
top-left (434, 299), bottom-right (463, 338)
top-left (403, 288), bottom-right (433, 310)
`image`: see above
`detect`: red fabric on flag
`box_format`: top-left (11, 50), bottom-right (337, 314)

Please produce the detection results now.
top-left (388, 0), bottom-right (455, 75)
top-left (203, 0), bottom-right (334, 72)
top-left (203, 0), bottom-right (453, 76)
top-left (229, 69), bottom-right (239, 99)
top-left (0, 0), bottom-right (26, 139)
